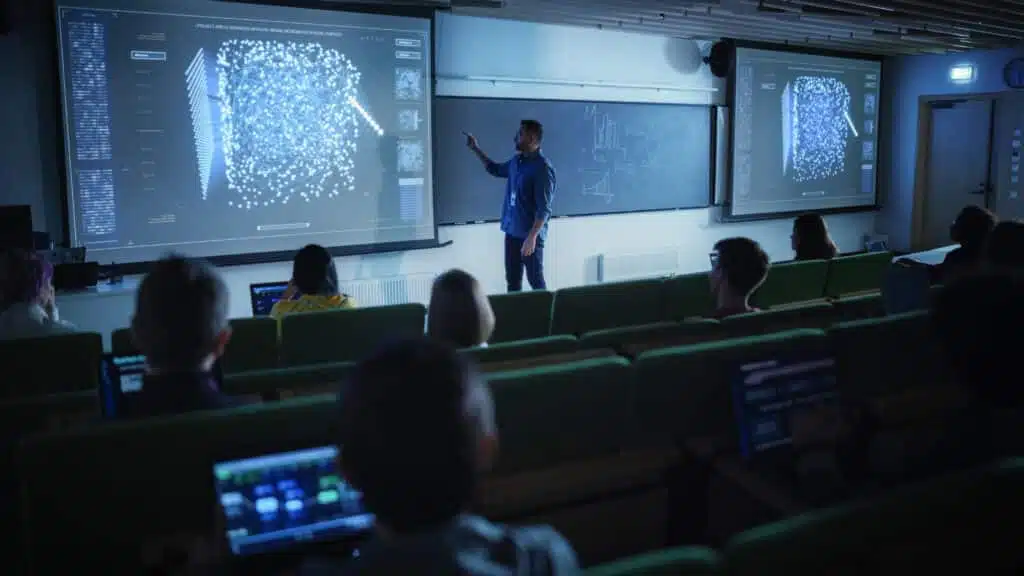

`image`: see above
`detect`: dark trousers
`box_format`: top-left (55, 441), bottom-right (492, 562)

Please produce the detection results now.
top-left (504, 234), bottom-right (546, 292)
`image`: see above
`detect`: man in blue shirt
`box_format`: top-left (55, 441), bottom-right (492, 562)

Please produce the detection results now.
top-left (465, 119), bottom-right (556, 291)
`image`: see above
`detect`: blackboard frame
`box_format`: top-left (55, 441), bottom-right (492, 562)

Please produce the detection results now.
top-left (434, 95), bottom-right (716, 226)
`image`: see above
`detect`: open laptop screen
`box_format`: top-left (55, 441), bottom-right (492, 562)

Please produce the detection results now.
top-left (213, 446), bottom-right (373, 557)
top-left (730, 355), bottom-right (839, 457)
top-left (98, 353), bottom-right (223, 418)
top-left (250, 282), bottom-right (289, 317)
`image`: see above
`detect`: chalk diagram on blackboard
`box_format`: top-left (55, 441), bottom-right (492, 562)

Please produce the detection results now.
top-left (580, 104), bottom-right (656, 204)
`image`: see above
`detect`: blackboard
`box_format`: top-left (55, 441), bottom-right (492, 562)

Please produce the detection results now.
top-left (434, 97), bottom-right (712, 225)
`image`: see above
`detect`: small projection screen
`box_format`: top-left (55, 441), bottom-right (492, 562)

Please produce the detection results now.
top-left (728, 47), bottom-right (882, 218)
top-left (55, 0), bottom-right (437, 264)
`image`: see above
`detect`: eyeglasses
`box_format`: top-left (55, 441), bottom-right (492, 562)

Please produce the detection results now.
top-left (708, 252), bottom-right (720, 269)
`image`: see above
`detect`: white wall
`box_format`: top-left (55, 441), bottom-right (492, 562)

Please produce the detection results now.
top-left (15, 12), bottom-right (878, 339)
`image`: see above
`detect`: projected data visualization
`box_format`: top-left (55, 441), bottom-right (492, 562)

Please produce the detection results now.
top-left (56, 0), bottom-right (435, 264)
top-left (731, 48), bottom-right (881, 217)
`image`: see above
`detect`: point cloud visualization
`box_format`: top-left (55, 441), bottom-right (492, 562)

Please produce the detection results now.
top-left (782, 76), bottom-right (853, 183)
top-left (189, 39), bottom-right (382, 210)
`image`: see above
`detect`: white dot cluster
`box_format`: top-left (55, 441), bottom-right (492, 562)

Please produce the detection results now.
top-left (791, 76), bottom-right (851, 183)
top-left (216, 39), bottom-right (360, 210)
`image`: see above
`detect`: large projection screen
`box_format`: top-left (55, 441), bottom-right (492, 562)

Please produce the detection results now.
top-left (729, 47), bottom-right (882, 218)
top-left (55, 0), bottom-right (436, 264)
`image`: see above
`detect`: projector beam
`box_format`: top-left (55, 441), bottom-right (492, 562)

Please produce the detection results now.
top-left (347, 96), bottom-right (383, 136)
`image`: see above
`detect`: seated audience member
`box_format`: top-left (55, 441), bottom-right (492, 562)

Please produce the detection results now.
top-left (792, 213), bottom-right (838, 261)
top-left (984, 220), bottom-right (1024, 271)
top-left (127, 255), bottom-right (233, 417)
top-left (708, 237), bottom-right (770, 319)
top-left (427, 269), bottom-right (495, 348)
top-left (271, 244), bottom-right (355, 318)
top-left (315, 338), bottom-right (578, 575)
top-left (935, 205), bottom-right (996, 282)
top-left (0, 249), bottom-right (76, 339)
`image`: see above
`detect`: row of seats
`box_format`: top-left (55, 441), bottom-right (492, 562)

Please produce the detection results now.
top-left (13, 312), bottom-right (942, 571)
top-left (585, 458), bottom-right (1024, 574)
top-left (1, 292), bottom-right (888, 399)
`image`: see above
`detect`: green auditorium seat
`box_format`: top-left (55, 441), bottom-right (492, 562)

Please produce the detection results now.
top-left (488, 290), bottom-right (554, 342)
top-left (279, 303), bottom-right (426, 366)
top-left (110, 327), bottom-right (135, 355)
top-left (722, 301), bottom-right (837, 337)
top-left (635, 330), bottom-right (829, 444)
top-left (222, 361), bottom-right (354, 401)
top-left (832, 291), bottom-right (886, 322)
top-left (464, 335), bottom-right (578, 365)
top-left (0, 390), bottom-right (98, 439)
top-left (481, 357), bottom-right (669, 565)
top-left (824, 251), bottom-right (893, 298)
top-left (752, 259), bottom-right (829, 309)
top-left (551, 278), bottom-right (667, 335)
top-left (723, 458), bottom-right (1024, 574)
top-left (18, 395), bottom-right (338, 572)
top-left (0, 332), bottom-right (103, 398)
top-left (586, 546), bottom-right (723, 575)
top-left (830, 311), bottom-right (946, 401)
top-left (664, 272), bottom-right (715, 321)
top-left (580, 320), bottom-right (723, 356)
top-left (220, 317), bottom-right (279, 374)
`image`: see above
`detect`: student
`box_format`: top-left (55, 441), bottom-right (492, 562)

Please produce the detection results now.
top-left (0, 249), bottom-right (76, 340)
top-left (427, 269), bottom-right (495, 348)
top-left (270, 244), bottom-right (356, 318)
top-left (935, 205), bottom-right (996, 282)
top-left (984, 220), bottom-right (1024, 271)
top-left (791, 213), bottom-right (838, 261)
top-left (127, 255), bottom-right (233, 417)
top-left (708, 237), bottom-right (770, 319)
top-left (313, 338), bottom-right (579, 575)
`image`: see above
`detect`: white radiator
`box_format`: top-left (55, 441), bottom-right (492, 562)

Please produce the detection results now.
top-left (597, 250), bottom-right (680, 283)
top-left (344, 273), bottom-right (435, 307)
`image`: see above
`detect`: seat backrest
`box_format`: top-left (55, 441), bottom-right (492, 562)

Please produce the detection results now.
top-left (824, 251), bottom-right (893, 298)
top-left (481, 348), bottom-right (617, 373)
top-left (110, 327), bottom-right (135, 355)
top-left (752, 259), bottom-right (829, 309)
top-left (832, 292), bottom-right (885, 322)
top-left (18, 395), bottom-right (337, 572)
top-left (723, 458), bottom-right (1024, 574)
top-left (0, 332), bottom-right (103, 398)
top-left (663, 272), bottom-right (715, 320)
top-left (636, 330), bottom-right (829, 445)
top-left (551, 279), bottom-right (667, 335)
top-left (221, 361), bottom-right (353, 401)
top-left (280, 303), bottom-right (426, 366)
top-left (488, 290), bottom-right (554, 342)
top-left (830, 311), bottom-right (945, 401)
top-left (580, 320), bottom-right (724, 355)
top-left (585, 546), bottom-right (723, 575)
top-left (221, 317), bottom-right (279, 373)
top-left (464, 335), bottom-right (578, 365)
top-left (487, 357), bottom-right (638, 475)
top-left (722, 302), bottom-right (837, 337)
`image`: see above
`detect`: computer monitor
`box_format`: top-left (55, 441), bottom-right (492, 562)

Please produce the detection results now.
top-left (250, 282), bottom-right (289, 317)
top-left (730, 355), bottom-right (839, 458)
top-left (98, 353), bottom-right (224, 418)
top-left (212, 446), bottom-right (373, 557)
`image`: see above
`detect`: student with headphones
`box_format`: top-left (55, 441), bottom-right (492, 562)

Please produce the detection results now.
top-left (270, 244), bottom-right (356, 319)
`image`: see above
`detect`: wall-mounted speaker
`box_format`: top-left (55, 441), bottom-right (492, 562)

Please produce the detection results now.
top-left (704, 39), bottom-right (735, 78)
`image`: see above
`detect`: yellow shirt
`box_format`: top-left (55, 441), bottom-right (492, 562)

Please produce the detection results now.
top-left (269, 294), bottom-right (356, 319)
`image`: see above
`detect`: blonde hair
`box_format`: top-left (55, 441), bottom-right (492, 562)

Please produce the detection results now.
top-left (427, 269), bottom-right (495, 348)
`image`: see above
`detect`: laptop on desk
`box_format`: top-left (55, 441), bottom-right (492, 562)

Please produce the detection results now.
top-left (250, 282), bottom-right (289, 317)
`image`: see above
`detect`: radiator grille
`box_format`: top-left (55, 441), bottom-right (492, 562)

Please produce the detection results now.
top-left (597, 250), bottom-right (680, 282)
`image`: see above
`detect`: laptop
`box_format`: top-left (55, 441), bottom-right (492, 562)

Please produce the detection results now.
top-left (250, 281), bottom-right (289, 316)
top-left (98, 353), bottom-right (224, 418)
top-left (730, 354), bottom-right (840, 459)
top-left (212, 446), bottom-right (373, 557)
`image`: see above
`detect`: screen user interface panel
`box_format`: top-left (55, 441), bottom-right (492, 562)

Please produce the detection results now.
top-left (731, 48), bottom-right (881, 217)
top-left (55, 0), bottom-right (435, 264)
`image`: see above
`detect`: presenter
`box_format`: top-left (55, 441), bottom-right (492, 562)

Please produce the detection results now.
top-left (464, 119), bottom-right (556, 292)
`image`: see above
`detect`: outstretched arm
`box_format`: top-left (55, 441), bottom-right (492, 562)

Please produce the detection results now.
top-left (464, 131), bottom-right (508, 178)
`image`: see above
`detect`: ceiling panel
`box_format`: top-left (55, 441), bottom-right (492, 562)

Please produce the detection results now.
top-left (448, 0), bottom-right (1024, 55)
